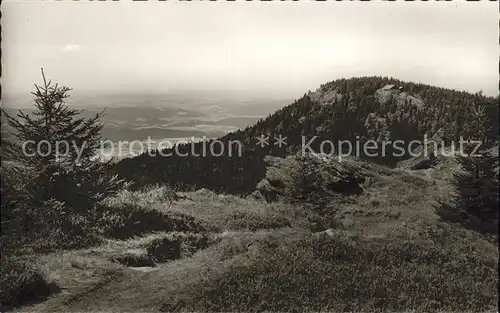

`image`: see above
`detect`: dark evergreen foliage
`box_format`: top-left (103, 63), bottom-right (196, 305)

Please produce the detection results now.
top-left (2, 69), bottom-right (125, 249)
top-left (114, 76), bottom-right (498, 196)
top-left (451, 105), bottom-right (499, 228)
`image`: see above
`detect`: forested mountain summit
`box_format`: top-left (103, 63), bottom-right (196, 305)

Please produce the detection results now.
top-left (114, 76), bottom-right (499, 194)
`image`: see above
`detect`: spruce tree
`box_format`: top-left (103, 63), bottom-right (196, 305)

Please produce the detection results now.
top-left (452, 104), bottom-right (499, 228)
top-left (2, 69), bottom-right (124, 222)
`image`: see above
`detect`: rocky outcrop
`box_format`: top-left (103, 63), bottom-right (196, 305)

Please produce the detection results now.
top-left (397, 128), bottom-right (447, 170)
top-left (308, 88), bottom-right (343, 106)
top-left (375, 85), bottom-right (425, 110)
top-left (255, 153), bottom-right (365, 202)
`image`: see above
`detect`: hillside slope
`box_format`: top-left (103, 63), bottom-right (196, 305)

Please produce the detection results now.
top-left (14, 154), bottom-right (498, 313)
top-left (114, 76), bottom-right (498, 195)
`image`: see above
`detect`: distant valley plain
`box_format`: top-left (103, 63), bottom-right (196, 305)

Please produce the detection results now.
top-left (2, 92), bottom-right (291, 159)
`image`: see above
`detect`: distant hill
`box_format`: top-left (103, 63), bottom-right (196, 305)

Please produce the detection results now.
top-left (84, 77), bottom-right (500, 193)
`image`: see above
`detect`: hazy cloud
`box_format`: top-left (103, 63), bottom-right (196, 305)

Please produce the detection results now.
top-left (61, 44), bottom-right (82, 52)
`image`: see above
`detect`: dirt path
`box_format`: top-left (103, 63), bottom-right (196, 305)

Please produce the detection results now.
top-left (17, 229), bottom-right (296, 313)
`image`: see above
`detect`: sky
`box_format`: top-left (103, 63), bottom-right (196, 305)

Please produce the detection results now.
top-left (2, 1), bottom-right (498, 100)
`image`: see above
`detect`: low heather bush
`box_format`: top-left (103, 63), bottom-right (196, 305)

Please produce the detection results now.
top-left (161, 221), bottom-right (498, 312)
top-left (0, 256), bottom-right (58, 311)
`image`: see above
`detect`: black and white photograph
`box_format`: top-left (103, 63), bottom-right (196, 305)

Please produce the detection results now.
top-left (1, 1), bottom-right (499, 312)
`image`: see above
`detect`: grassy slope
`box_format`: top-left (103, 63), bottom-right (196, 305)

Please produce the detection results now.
top-left (14, 157), bottom-right (498, 313)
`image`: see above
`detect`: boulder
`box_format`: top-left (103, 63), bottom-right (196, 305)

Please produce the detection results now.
top-left (250, 190), bottom-right (265, 201)
top-left (255, 178), bottom-right (281, 202)
top-left (255, 153), bottom-right (365, 202)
